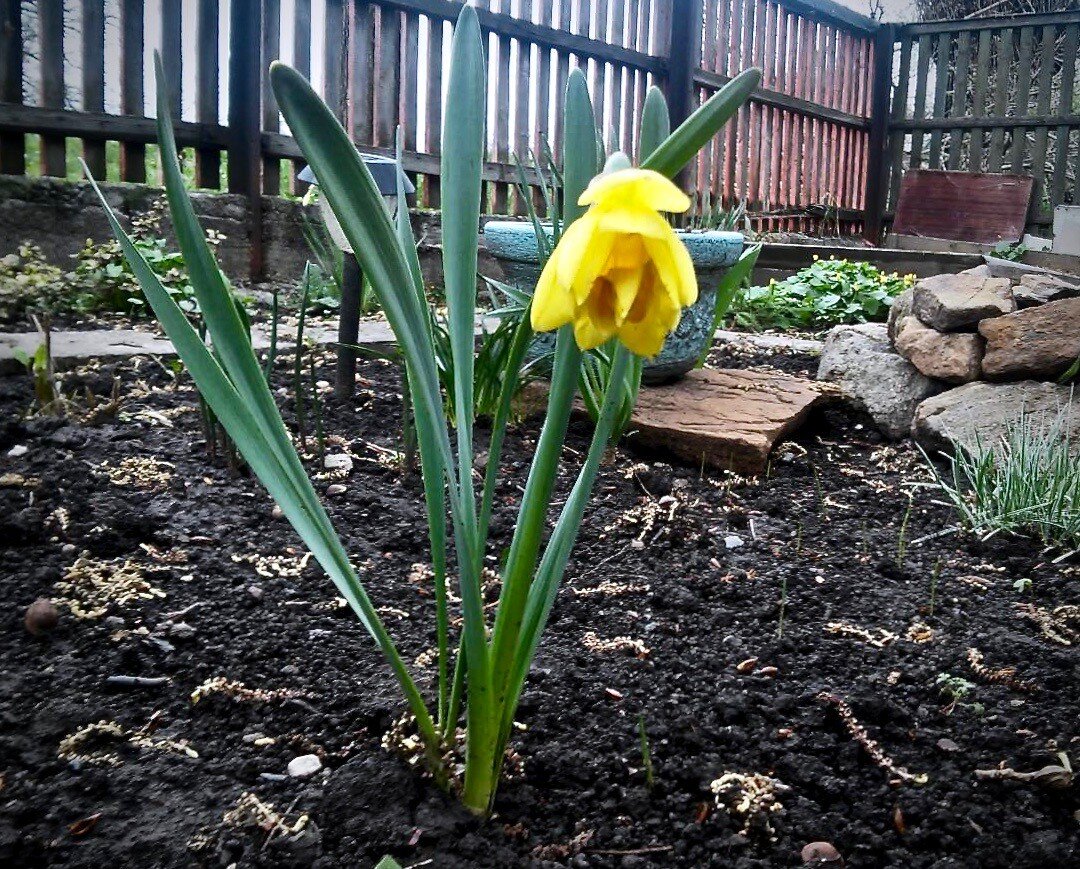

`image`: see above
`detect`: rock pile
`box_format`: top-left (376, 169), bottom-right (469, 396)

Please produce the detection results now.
top-left (819, 259), bottom-right (1080, 450)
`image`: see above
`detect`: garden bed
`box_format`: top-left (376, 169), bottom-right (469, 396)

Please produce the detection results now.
top-left (1, 345), bottom-right (1077, 868)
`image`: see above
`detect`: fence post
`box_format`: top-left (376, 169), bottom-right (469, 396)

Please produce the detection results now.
top-left (863, 23), bottom-right (894, 245)
top-left (665, 0), bottom-right (703, 134)
top-left (0, 0), bottom-right (23, 174)
top-left (229, 0), bottom-right (264, 280)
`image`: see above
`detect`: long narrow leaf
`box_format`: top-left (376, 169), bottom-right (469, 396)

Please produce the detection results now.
top-left (641, 68), bottom-right (761, 179)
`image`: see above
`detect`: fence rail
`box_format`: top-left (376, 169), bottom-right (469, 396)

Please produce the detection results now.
top-left (880, 11), bottom-right (1080, 231)
top-left (1, 0), bottom-right (896, 276)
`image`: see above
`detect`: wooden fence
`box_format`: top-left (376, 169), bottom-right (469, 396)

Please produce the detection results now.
top-left (879, 12), bottom-right (1080, 232)
top-left (0, 0), bottom-right (881, 257)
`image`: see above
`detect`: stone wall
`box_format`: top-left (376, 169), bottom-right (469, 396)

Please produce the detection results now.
top-left (0, 174), bottom-right (500, 289)
top-left (818, 257), bottom-right (1080, 451)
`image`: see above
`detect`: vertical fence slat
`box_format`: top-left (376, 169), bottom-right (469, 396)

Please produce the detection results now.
top-left (1008, 25), bottom-right (1034, 175)
top-left (986, 26), bottom-right (1012, 174)
top-left (38, 0), bottom-right (65, 176)
top-left (969, 27), bottom-right (992, 173)
top-left (162, 0), bottom-right (182, 121)
top-left (229, 0), bottom-right (263, 277)
top-left (928, 32), bottom-right (949, 168)
top-left (909, 34), bottom-right (930, 170)
top-left (81, 0), bottom-right (107, 180)
top-left (1049, 24), bottom-right (1078, 212)
top-left (887, 35), bottom-right (911, 211)
top-left (493, 6), bottom-right (512, 213)
top-left (119, 0), bottom-right (145, 182)
top-left (512, 3), bottom-right (532, 213)
top-left (198, 0), bottom-right (222, 189)
top-left (376, 6), bottom-right (401, 148)
top-left (401, 11), bottom-right (420, 153)
top-left (0, 0), bottom-right (23, 174)
top-left (1027, 24), bottom-right (1057, 225)
top-left (261, 0), bottom-right (280, 194)
top-left (423, 13), bottom-right (442, 207)
top-left (946, 30), bottom-right (970, 170)
top-left (351, 3), bottom-right (376, 146)
top-left (324, 0), bottom-right (346, 121)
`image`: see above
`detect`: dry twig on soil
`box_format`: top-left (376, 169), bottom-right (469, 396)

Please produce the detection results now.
top-left (818, 693), bottom-right (928, 785)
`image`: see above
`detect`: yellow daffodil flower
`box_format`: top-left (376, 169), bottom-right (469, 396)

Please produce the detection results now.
top-left (530, 167), bottom-right (698, 357)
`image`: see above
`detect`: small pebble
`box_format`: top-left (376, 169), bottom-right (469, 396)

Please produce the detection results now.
top-left (724, 534), bottom-right (744, 550)
top-left (630, 539), bottom-right (645, 551)
top-left (326, 483), bottom-right (347, 496)
top-left (272, 505), bottom-right (284, 519)
top-left (802, 841), bottom-right (843, 864)
top-left (936, 738), bottom-right (961, 753)
top-left (323, 454), bottom-right (353, 473)
top-left (248, 585), bottom-right (264, 601)
top-left (287, 754), bottom-right (323, 778)
top-left (736, 657), bottom-right (758, 674)
top-left (24, 598), bottom-right (59, 636)
top-left (242, 732), bottom-right (266, 744)
top-left (758, 666), bottom-right (779, 678)
top-left (168, 621), bottom-right (196, 640)
top-left (7, 444), bottom-right (28, 458)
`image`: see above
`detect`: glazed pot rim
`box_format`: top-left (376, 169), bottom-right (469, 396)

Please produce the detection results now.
top-left (483, 219), bottom-right (744, 267)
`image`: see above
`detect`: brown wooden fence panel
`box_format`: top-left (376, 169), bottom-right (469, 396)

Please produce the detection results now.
top-left (0, 0), bottom-right (880, 237)
top-left (885, 12), bottom-right (1080, 233)
top-left (692, 0), bottom-right (877, 235)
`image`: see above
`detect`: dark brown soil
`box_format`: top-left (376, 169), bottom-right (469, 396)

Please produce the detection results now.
top-left (1, 345), bottom-right (1077, 869)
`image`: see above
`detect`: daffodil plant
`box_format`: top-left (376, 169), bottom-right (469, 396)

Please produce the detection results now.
top-left (87, 6), bottom-right (759, 815)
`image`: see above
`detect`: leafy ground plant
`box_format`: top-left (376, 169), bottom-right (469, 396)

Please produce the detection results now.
top-left (731, 256), bottom-right (914, 331)
top-left (923, 404), bottom-right (1080, 556)
top-left (86, 6), bottom-right (760, 816)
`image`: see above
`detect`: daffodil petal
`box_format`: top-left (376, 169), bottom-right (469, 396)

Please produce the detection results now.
top-left (573, 306), bottom-right (616, 350)
top-left (596, 207), bottom-right (671, 238)
top-left (554, 212), bottom-right (599, 289)
top-left (530, 254), bottom-right (574, 332)
top-left (579, 168), bottom-right (691, 213)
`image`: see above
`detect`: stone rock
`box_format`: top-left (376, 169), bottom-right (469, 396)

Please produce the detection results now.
top-left (960, 264), bottom-right (992, 278)
top-left (984, 255), bottom-right (1080, 287)
top-left (628, 368), bottom-right (834, 475)
top-left (1013, 273), bottom-right (1080, 309)
top-left (893, 315), bottom-right (983, 384)
top-left (912, 273), bottom-right (1014, 331)
top-left (886, 288), bottom-right (913, 343)
top-left (818, 323), bottom-right (940, 440)
top-left (978, 297), bottom-right (1080, 380)
top-left (913, 380), bottom-right (1080, 456)
top-left (287, 754), bottom-right (323, 778)
top-left (322, 454), bottom-right (353, 473)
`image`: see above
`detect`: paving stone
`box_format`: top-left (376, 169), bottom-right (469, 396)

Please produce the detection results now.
top-left (1013, 273), bottom-right (1080, 309)
top-left (912, 273), bottom-right (1014, 331)
top-left (978, 297), bottom-right (1080, 381)
top-left (629, 367), bottom-right (835, 475)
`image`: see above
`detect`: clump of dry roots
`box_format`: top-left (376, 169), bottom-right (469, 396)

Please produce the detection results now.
top-left (709, 771), bottom-right (789, 838)
top-left (818, 693), bottom-right (927, 785)
top-left (966, 647), bottom-right (1039, 692)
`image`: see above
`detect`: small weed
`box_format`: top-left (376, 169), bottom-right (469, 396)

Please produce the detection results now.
top-left (637, 714), bottom-right (655, 792)
top-left (927, 558), bottom-right (943, 617)
top-left (777, 576), bottom-right (788, 638)
top-left (896, 496), bottom-right (914, 569)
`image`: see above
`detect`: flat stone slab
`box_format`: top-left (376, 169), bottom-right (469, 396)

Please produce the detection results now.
top-left (628, 368), bottom-right (835, 475)
top-left (978, 297), bottom-right (1080, 381)
top-left (914, 380), bottom-right (1080, 457)
top-left (912, 272), bottom-right (1014, 332)
top-left (0, 322), bottom-right (378, 375)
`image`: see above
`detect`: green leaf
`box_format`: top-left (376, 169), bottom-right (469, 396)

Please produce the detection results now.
top-left (641, 68), bottom-right (761, 179)
top-left (638, 86), bottom-right (670, 163)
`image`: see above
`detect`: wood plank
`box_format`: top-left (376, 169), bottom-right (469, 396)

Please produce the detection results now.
top-left (1048, 24), bottom-right (1077, 218)
top-left (927, 32), bottom-right (949, 168)
top-left (1007, 25), bottom-right (1033, 174)
top-left (909, 33), bottom-right (930, 170)
top-left (198, 0), bottom-right (222, 189)
top-left (401, 11), bottom-right (420, 151)
top-left (0, 105), bottom-right (232, 150)
top-left (352, 3), bottom-right (376, 144)
top-left (552, 0), bottom-right (573, 162)
top-left (81, 0), bottom-right (107, 180)
top-left (325, 0), bottom-right (346, 119)
top-left (537, 0), bottom-right (555, 165)
top-left (161, 0), bottom-right (183, 121)
top-left (946, 30), bottom-right (969, 170)
top-left (119, 0), bottom-right (145, 182)
top-left (262, 0), bottom-right (281, 194)
top-left (38, 0), bottom-right (65, 176)
top-left (968, 27), bottom-right (991, 172)
top-left (892, 168), bottom-right (1033, 244)
top-left (985, 28), bottom-right (1011, 174)
top-left (0, 0), bottom-right (23, 174)
top-left (899, 11), bottom-right (1078, 37)
top-left (1026, 24), bottom-right (1056, 225)
top-left (423, 12), bottom-right (443, 207)
top-left (376, 6), bottom-right (401, 148)
top-left (294, 0), bottom-right (312, 76)
top-left (493, 2), bottom-right (512, 213)
top-left (887, 35), bottom-right (912, 212)
top-left (228, 0), bottom-right (263, 275)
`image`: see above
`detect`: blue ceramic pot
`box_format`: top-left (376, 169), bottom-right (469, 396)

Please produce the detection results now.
top-left (483, 221), bottom-right (744, 382)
